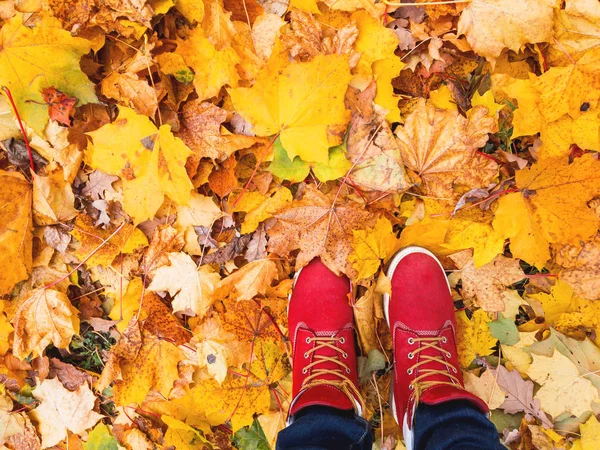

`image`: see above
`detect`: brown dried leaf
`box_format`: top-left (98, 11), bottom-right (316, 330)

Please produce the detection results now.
top-left (268, 185), bottom-right (374, 277)
top-left (395, 99), bottom-right (498, 198)
top-left (554, 233), bottom-right (600, 300)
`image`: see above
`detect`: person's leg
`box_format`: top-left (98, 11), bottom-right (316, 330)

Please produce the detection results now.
top-left (384, 247), bottom-right (502, 450)
top-left (413, 400), bottom-right (505, 450)
top-left (276, 406), bottom-right (372, 450)
top-left (276, 259), bottom-right (371, 450)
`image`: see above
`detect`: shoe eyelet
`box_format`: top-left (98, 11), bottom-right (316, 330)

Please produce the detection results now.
top-left (452, 367), bottom-right (458, 373)
top-left (407, 368), bottom-right (413, 375)
top-left (302, 368), bottom-right (307, 374)
top-left (409, 385), bottom-right (414, 391)
top-left (304, 352), bottom-right (309, 359)
top-left (305, 337), bottom-right (311, 344)
top-left (445, 351), bottom-right (452, 358)
top-left (346, 368), bottom-right (351, 374)
top-left (342, 352), bottom-right (348, 359)
top-left (339, 337), bottom-right (345, 344)
top-left (407, 352), bottom-right (414, 359)
top-left (442, 336), bottom-right (447, 344)
top-left (407, 338), bottom-right (415, 345)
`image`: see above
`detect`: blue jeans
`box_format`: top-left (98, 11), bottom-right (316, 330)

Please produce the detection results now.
top-left (276, 400), bottom-right (504, 450)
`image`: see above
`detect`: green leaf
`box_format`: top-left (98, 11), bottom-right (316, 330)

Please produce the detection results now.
top-left (269, 138), bottom-right (351, 183)
top-left (268, 137), bottom-right (310, 182)
top-left (313, 143), bottom-right (352, 182)
top-left (233, 419), bottom-right (271, 450)
top-left (487, 314), bottom-right (519, 345)
top-left (83, 423), bottom-right (119, 450)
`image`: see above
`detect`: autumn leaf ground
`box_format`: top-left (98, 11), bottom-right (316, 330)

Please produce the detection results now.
top-left (1, 0), bottom-right (600, 449)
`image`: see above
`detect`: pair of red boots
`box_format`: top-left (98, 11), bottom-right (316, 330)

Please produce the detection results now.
top-left (287, 247), bottom-right (488, 449)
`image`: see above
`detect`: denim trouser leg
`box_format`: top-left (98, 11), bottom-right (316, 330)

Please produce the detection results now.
top-left (413, 400), bottom-right (505, 450)
top-left (276, 400), bottom-right (503, 450)
top-left (276, 406), bottom-right (372, 450)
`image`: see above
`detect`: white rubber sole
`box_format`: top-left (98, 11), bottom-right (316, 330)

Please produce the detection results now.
top-left (383, 246), bottom-right (451, 450)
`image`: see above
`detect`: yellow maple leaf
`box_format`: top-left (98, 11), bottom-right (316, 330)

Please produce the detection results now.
top-left (0, 170), bottom-right (32, 296)
top-left (162, 415), bottom-right (210, 450)
top-left (31, 377), bottom-right (102, 448)
top-left (32, 171), bottom-right (77, 226)
top-left (147, 252), bottom-right (220, 318)
top-left (11, 288), bottom-right (80, 359)
top-left (548, 4), bottom-right (600, 65)
top-left (457, 0), bottom-right (556, 65)
top-left (455, 309), bottom-right (498, 368)
top-left (576, 415), bottom-right (600, 450)
top-left (230, 53), bottom-right (352, 164)
top-left (0, 15), bottom-right (98, 133)
top-left (289, 0), bottom-right (321, 14)
top-left (526, 350), bottom-right (598, 419)
top-left (71, 214), bottom-right (148, 268)
top-left (213, 259), bottom-right (278, 301)
top-left (175, 26), bottom-right (240, 101)
top-left (350, 216), bottom-right (400, 281)
top-left (232, 188), bottom-right (293, 234)
top-left (493, 154), bottom-right (600, 268)
top-left (86, 107), bottom-right (194, 224)
top-left (533, 50), bottom-right (600, 123)
top-left (114, 331), bottom-right (185, 405)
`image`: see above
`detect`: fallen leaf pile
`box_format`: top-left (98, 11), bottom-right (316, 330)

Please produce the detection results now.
top-left (0, 0), bottom-right (600, 448)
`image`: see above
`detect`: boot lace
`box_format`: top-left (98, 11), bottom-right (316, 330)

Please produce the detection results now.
top-left (406, 336), bottom-right (462, 403)
top-left (301, 336), bottom-right (365, 414)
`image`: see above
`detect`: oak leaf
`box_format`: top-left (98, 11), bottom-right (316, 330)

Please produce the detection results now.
top-left (457, 0), bottom-right (556, 65)
top-left (0, 170), bottom-right (32, 296)
top-left (213, 259), bottom-right (278, 301)
top-left (86, 107), bottom-right (194, 224)
top-left (267, 185), bottom-right (373, 277)
top-left (12, 288), bottom-right (80, 359)
top-left (493, 154), bottom-right (600, 268)
top-left (30, 377), bottom-right (102, 448)
top-left (526, 350), bottom-right (599, 419)
top-left (0, 15), bottom-right (98, 133)
top-left (230, 53), bottom-right (352, 164)
top-left (489, 365), bottom-right (552, 428)
top-left (455, 309), bottom-right (497, 368)
top-left (395, 99), bottom-right (498, 198)
top-left (147, 252), bottom-right (221, 317)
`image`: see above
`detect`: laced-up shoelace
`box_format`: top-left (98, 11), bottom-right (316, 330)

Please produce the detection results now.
top-left (405, 336), bottom-right (462, 403)
top-left (300, 336), bottom-right (366, 415)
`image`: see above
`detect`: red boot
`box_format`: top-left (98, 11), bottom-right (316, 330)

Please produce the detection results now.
top-left (384, 247), bottom-right (488, 449)
top-left (287, 259), bottom-right (365, 421)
